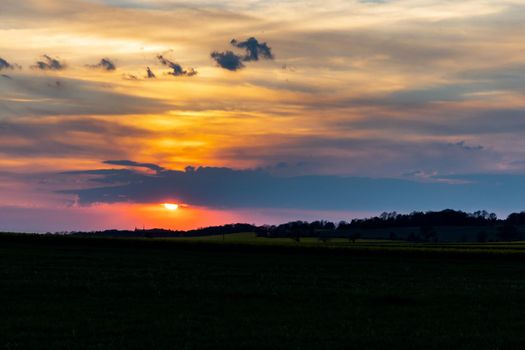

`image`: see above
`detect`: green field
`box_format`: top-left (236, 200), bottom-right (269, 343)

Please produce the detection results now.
top-left (2, 233), bottom-right (525, 349)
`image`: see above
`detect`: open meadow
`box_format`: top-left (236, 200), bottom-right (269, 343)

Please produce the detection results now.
top-left (2, 233), bottom-right (525, 349)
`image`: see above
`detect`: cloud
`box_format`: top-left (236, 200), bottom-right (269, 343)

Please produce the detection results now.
top-left (0, 58), bottom-right (11, 70)
top-left (210, 51), bottom-right (244, 71)
top-left (211, 37), bottom-right (274, 71)
top-left (341, 108), bottom-right (525, 137)
top-left (0, 117), bottom-right (153, 158)
top-left (231, 37), bottom-right (274, 61)
top-left (61, 162), bottom-right (525, 213)
top-left (212, 132), bottom-right (501, 177)
top-left (122, 73), bottom-right (138, 80)
top-left (32, 55), bottom-right (65, 71)
top-left (89, 58), bottom-right (116, 71)
top-left (0, 57), bottom-right (19, 70)
top-left (146, 66), bottom-right (156, 78)
top-left (449, 141), bottom-right (484, 152)
top-left (0, 75), bottom-right (170, 117)
top-left (156, 55), bottom-right (197, 77)
top-left (103, 159), bottom-right (164, 172)
top-left (121, 67), bottom-right (156, 80)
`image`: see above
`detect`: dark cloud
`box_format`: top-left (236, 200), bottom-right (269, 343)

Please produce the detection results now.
top-left (156, 55), bottom-right (197, 77)
top-left (89, 58), bottom-right (116, 71)
top-left (146, 66), bottom-right (156, 78)
top-left (231, 37), bottom-right (274, 61)
top-left (210, 51), bottom-right (244, 71)
top-left (0, 57), bottom-right (19, 70)
top-left (61, 163), bottom-right (525, 212)
top-left (32, 55), bottom-right (65, 71)
top-left (211, 37), bottom-right (273, 71)
top-left (449, 141), bottom-right (484, 152)
top-left (103, 160), bottom-right (164, 172)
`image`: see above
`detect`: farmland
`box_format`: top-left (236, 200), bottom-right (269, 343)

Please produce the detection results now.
top-left (1, 233), bottom-right (525, 349)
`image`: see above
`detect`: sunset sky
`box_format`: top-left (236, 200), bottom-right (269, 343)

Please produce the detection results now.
top-left (2, 0), bottom-right (525, 232)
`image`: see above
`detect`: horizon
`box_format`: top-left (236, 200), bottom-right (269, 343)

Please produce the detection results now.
top-left (3, 0), bottom-right (525, 231)
top-left (0, 207), bottom-right (516, 234)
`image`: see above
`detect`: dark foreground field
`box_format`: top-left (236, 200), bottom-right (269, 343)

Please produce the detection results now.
top-left (1, 234), bottom-right (525, 349)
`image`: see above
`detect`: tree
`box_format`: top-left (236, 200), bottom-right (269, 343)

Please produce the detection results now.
top-left (476, 230), bottom-right (488, 243)
top-left (348, 232), bottom-right (361, 243)
top-left (506, 212), bottom-right (525, 225)
top-left (337, 221), bottom-right (351, 233)
top-left (497, 224), bottom-right (523, 242)
top-left (324, 221), bottom-right (336, 231)
top-left (420, 226), bottom-right (437, 242)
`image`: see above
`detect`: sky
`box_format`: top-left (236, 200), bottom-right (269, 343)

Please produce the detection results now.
top-left (2, 0), bottom-right (525, 232)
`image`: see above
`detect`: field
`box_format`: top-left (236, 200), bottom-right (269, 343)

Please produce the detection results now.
top-left (2, 233), bottom-right (525, 349)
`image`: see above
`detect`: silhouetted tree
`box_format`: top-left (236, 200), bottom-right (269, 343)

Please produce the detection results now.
top-left (349, 209), bottom-right (500, 230)
top-left (337, 221), bottom-right (352, 233)
top-left (420, 226), bottom-right (437, 242)
top-left (348, 232), bottom-right (361, 243)
top-left (324, 221), bottom-right (336, 231)
top-left (476, 230), bottom-right (488, 243)
top-left (497, 223), bottom-right (523, 242)
top-left (506, 212), bottom-right (525, 225)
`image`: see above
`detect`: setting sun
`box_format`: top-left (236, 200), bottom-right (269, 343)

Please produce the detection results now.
top-left (162, 203), bottom-right (179, 211)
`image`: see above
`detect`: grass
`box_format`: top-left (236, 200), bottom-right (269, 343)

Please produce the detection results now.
top-left (1, 233), bottom-right (525, 349)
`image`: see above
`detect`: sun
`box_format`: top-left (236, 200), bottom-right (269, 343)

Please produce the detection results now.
top-left (162, 203), bottom-right (179, 211)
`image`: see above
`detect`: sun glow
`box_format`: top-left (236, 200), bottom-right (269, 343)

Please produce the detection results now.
top-left (162, 203), bottom-right (179, 211)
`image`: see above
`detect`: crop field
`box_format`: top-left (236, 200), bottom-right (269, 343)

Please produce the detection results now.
top-left (1, 233), bottom-right (525, 349)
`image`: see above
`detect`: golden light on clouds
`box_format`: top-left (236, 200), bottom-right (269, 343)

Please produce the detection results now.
top-left (3, 0), bottom-right (525, 231)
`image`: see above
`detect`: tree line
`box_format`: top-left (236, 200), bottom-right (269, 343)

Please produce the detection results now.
top-left (71, 209), bottom-right (525, 242)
